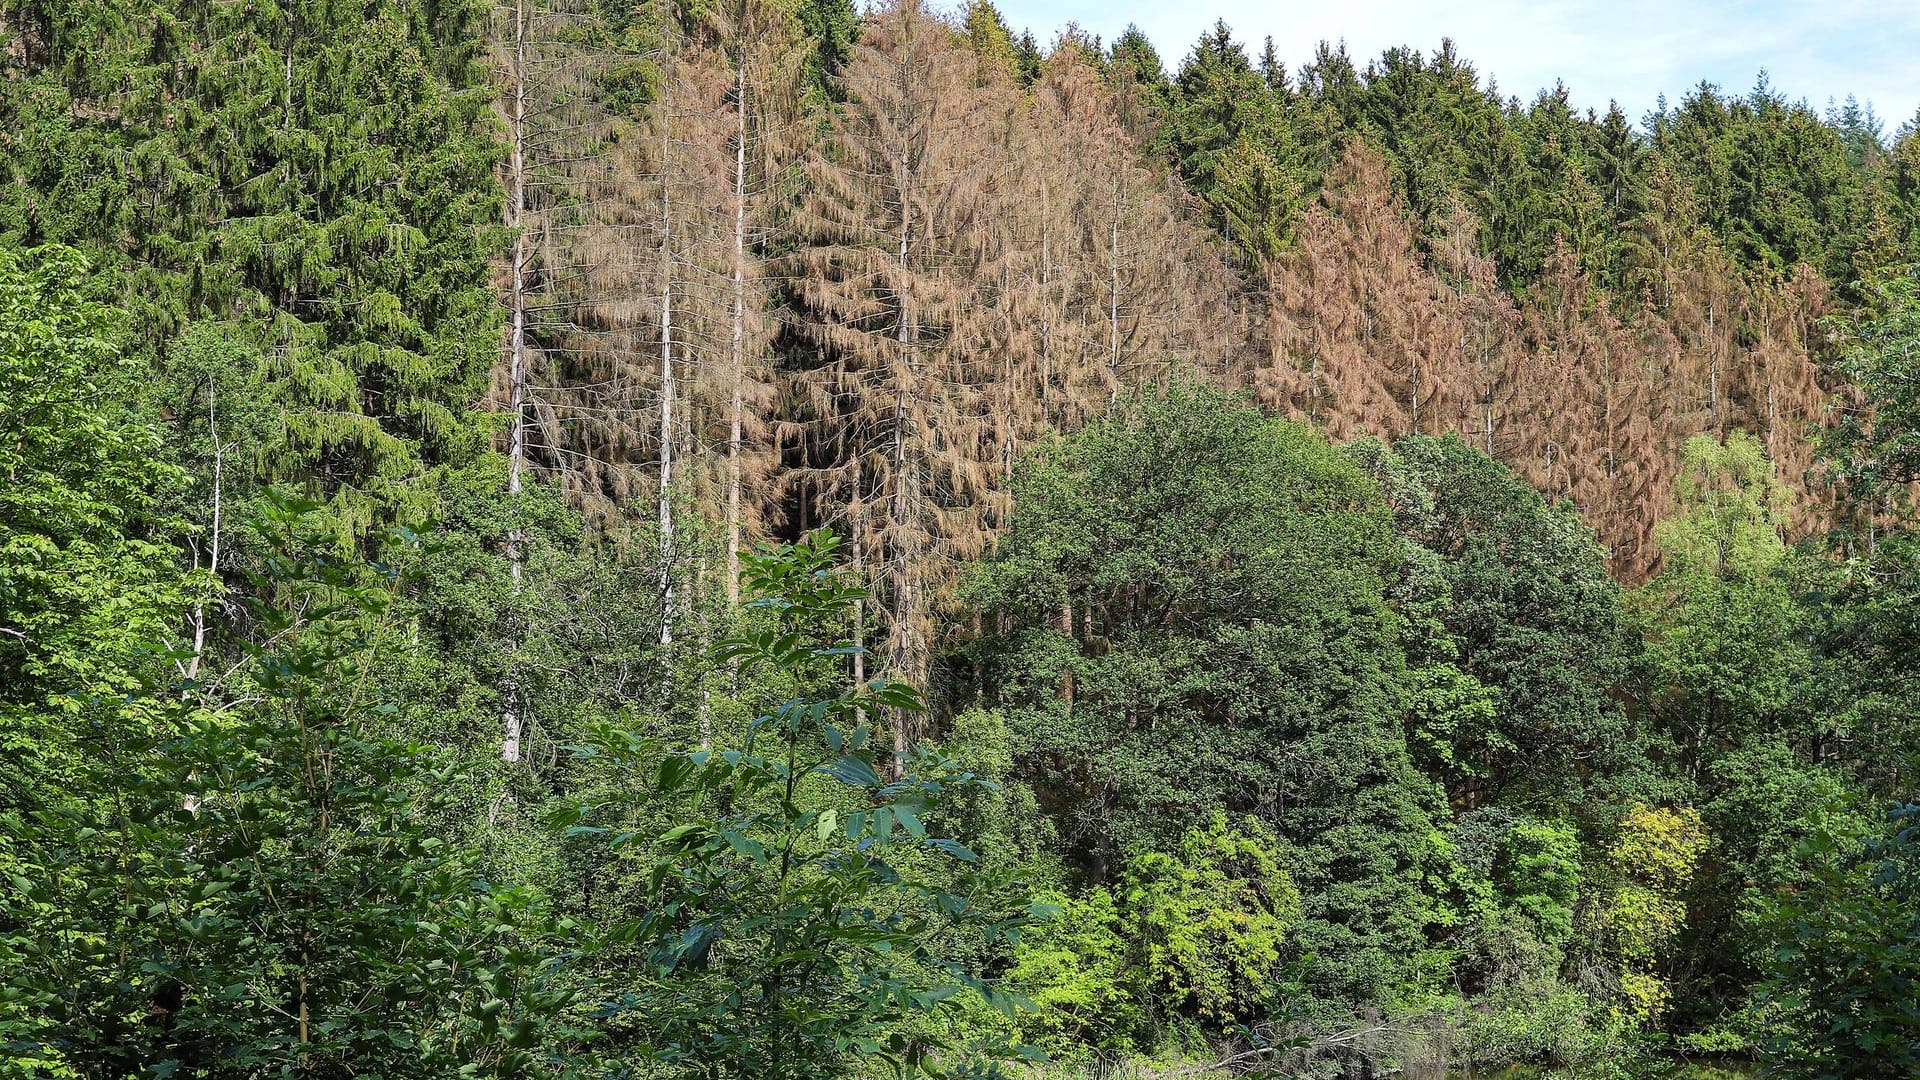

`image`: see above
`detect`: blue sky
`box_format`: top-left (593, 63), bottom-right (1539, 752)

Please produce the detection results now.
top-left (987, 0), bottom-right (1920, 134)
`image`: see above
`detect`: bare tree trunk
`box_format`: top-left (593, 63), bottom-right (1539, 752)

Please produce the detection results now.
top-left (657, 118), bottom-right (675, 651)
top-left (1483, 340), bottom-right (1496, 456)
top-left (727, 61), bottom-right (747, 607)
top-left (889, 390), bottom-right (911, 779)
top-left (1707, 299), bottom-right (1719, 430)
top-left (1039, 180), bottom-right (1052, 426)
top-left (1766, 375), bottom-right (1776, 459)
top-left (1058, 601), bottom-right (1074, 706)
top-left (1603, 356), bottom-right (1617, 478)
top-left (1108, 180), bottom-right (1122, 408)
top-left (186, 392), bottom-right (223, 685)
top-left (500, 0), bottom-right (530, 764)
top-left (1410, 358), bottom-right (1421, 432)
top-left (888, 199), bottom-right (912, 779)
top-left (696, 554), bottom-right (713, 749)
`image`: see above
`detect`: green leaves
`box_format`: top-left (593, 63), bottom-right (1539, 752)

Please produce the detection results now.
top-left (971, 386), bottom-right (1438, 1005)
top-left (3, 501), bottom-right (587, 1078)
top-left (0, 245), bottom-right (191, 794)
top-left (1761, 804), bottom-right (1920, 1078)
top-left (823, 753), bottom-right (881, 789)
top-left (1359, 433), bottom-right (1636, 809)
top-left (566, 531), bottom-right (1038, 1078)
top-left (1830, 273), bottom-right (1920, 492)
top-left (654, 754), bottom-right (696, 794)
top-left (923, 838), bottom-right (977, 863)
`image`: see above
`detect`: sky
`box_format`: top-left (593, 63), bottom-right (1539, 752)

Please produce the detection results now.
top-left (989, 0), bottom-right (1920, 134)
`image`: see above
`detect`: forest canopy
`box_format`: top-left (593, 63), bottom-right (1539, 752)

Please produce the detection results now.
top-left (2, 0), bottom-right (1919, 1076)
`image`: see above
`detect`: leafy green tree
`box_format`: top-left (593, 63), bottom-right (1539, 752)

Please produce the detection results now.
top-left (1345, 44), bottom-right (1521, 268)
top-left (5, 497), bottom-right (583, 1078)
top-left (1495, 818), bottom-right (1581, 947)
top-left (961, 1), bottom-right (1019, 83)
top-left (969, 386), bottom-right (1442, 1005)
top-left (1007, 814), bottom-right (1299, 1054)
top-left (368, 459), bottom-right (695, 770)
top-left (0, 244), bottom-right (189, 793)
top-left (1354, 435), bottom-right (1641, 811)
top-left (1005, 887), bottom-right (1138, 1056)
top-left (937, 708), bottom-right (1062, 894)
top-left (1672, 744), bottom-right (1866, 1035)
top-left (1762, 804), bottom-right (1920, 1078)
top-left (1800, 529), bottom-right (1920, 797)
top-left (1106, 25), bottom-right (1170, 137)
top-left (573, 531), bottom-right (1041, 1079)
top-left (0, 243), bottom-right (190, 1073)
top-left (1125, 813), bottom-right (1300, 1030)
top-left (1595, 803), bottom-right (1709, 1026)
top-left (1632, 433), bottom-right (1810, 780)
top-left (1586, 101), bottom-right (1652, 287)
top-left (1506, 86), bottom-right (1612, 281)
top-left (1893, 115), bottom-right (1920, 255)
top-left (1213, 129), bottom-right (1309, 262)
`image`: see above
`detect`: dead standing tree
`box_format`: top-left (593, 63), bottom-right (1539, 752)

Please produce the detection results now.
top-left (782, 0), bottom-right (1002, 776)
top-left (491, 0), bottom-right (665, 761)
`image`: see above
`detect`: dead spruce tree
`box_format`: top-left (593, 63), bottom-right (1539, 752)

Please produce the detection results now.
top-left (491, 0), bottom-right (670, 761)
top-left (782, 0), bottom-right (1004, 774)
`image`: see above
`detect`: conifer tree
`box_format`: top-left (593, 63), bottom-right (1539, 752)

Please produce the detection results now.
top-left (1, 0), bottom-right (507, 536)
top-left (1430, 204), bottom-right (1525, 459)
top-left (783, 0), bottom-right (997, 769)
top-left (488, 0), bottom-right (664, 757)
top-left (1255, 145), bottom-right (1459, 438)
top-left (710, 0), bottom-right (808, 602)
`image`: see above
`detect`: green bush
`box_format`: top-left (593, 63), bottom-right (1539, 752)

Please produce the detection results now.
top-left (1762, 803), bottom-right (1920, 1078)
top-left (1498, 818), bottom-right (1582, 947)
top-left (1463, 980), bottom-right (1627, 1069)
top-left (1127, 813), bottom-right (1301, 1029)
top-left (1006, 887), bottom-right (1140, 1055)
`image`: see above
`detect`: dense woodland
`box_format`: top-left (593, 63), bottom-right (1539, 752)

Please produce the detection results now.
top-left (2, 0), bottom-right (1920, 1075)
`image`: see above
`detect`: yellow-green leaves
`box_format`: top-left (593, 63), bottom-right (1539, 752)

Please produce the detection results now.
top-left (1603, 804), bottom-right (1708, 1024)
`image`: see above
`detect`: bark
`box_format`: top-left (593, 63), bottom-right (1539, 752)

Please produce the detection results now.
top-left (500, 0), bottom-right (529, 764)
top-left (657, 117), bottom-right (676, 650)
top-left (727, 59), bottom-right (747, 607)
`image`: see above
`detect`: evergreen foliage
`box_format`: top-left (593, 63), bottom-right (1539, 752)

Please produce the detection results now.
top-left (3, 1), bottom-right (1918, 1075)
top-left (0, 0), bottom-right (507, 533)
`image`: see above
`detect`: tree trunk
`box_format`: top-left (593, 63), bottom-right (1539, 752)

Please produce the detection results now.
top-left (500, 0), bottom-right (529, 764)
top-left (657, 118), bottom-right (675, 650)
top-left (727, 61), bottom-right (747, 607)
top-left (1039, 179), bottom-right (1052, 426)
top-left (186, 391), bottom-right (223, 685)
top-left (888, 195), bottom-right (913, 779)
top-left (1108, 180), bottom-right (1122, 408)
top-left (1058, 601), bottom-right (1075, 706)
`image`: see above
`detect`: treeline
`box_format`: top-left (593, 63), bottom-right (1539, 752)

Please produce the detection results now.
top-left (1120, 20), bottom-right (1915, 574)
top-left (959, 384), bottom-right (1920, 1071)
top-left (4, 0), bottom-right (1920, 1075)
top-left (7, 0), bottom-right (1915, 698)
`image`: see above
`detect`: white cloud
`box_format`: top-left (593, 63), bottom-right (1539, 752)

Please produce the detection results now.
top-left (993, 0), bottom-right (1920, 130)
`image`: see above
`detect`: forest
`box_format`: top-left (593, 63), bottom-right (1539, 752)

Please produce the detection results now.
top-left (1, 0), bottom-right (1918, 1075)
